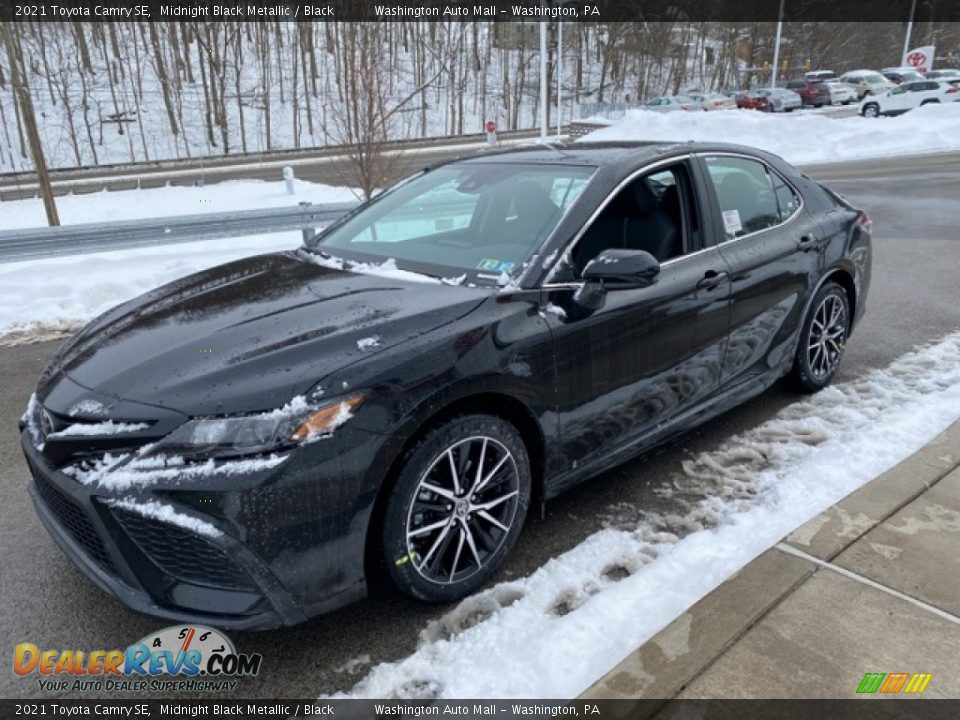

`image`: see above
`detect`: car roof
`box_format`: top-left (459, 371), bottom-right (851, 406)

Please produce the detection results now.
top-left (453, 141), bottom-right (782, 170)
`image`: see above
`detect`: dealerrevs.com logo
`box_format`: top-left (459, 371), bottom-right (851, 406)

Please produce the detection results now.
top-left (14, 625), bottom-right (262, 693)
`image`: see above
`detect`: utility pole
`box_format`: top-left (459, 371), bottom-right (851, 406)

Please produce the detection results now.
top-left (540, 22), bottom-right (548, 141)
top-left (2, 22), bottom-right (59, 226)
top-left (771, 0), bottom-right (785, 87)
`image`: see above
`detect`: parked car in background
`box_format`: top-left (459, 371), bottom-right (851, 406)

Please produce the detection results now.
top-left (881, 67), bottom-right (925, 84)
top-left (688, 92), bottom-right (738, 111)
top-left (784, 79), bottom-right (831, 107)
top-left (818, 79), bottom-right (858, 105)
top-left (734, 91), bottom-right (771, 111)
top-left (859, 79), bottom-right (959, 117)
top-left (805, 70), bottom-right (837, 82)
top-left (925, 69), bottom-right (960, 81)
top-left (839, 70), bottom-right (895, 99)
top-left (643, 96), bottom-right (703, 112)
top-left (753, 87), bottom-right (803, 112)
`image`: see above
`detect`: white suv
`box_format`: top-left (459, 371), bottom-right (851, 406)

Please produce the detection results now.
top-left (859, 80), bottom-right (960, 117)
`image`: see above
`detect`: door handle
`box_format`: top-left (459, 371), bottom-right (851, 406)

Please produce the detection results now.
top-left (797, 235), bottom-right (819, 252)
top-left (696, 269), bottom-right (728, 290)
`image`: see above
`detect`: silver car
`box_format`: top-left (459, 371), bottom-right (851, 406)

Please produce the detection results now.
top-left (839, 70), bottom-right (896, 99)
top-left (925, 69), bottom-right (960, 81)
top-left (688, 92), bottom-right (738, 111)
top-left (643, 96), bottom-right (703, 112)
top-left (819, 79), bottom-right (858, 105)
top-left (756, 87), bottom-right (802, 112)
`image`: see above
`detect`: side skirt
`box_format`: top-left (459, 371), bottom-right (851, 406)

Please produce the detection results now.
top-left (543, 367), bottom-right (783, 501)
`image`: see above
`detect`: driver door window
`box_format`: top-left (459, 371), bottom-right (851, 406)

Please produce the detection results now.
top-left (570, 162), bottom-right (699, 275)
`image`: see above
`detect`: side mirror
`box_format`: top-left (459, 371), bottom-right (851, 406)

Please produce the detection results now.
top-left (582, 249), bottom-right (661, 287)
top-left (574, 249), bottom-right (661, 310)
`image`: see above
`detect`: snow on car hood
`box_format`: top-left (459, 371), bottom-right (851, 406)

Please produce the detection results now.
top-left (40, 251), bottom-right (486, 416)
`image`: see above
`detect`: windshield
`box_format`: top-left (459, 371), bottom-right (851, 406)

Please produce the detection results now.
top-left (309, 163), bottom-right (595, 282)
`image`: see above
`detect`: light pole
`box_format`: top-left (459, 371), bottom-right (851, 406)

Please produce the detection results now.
top-left (771, 0), bottom-right (785, 87)
top-left (902, 0), bottom-right (917, 66)
top-left (540, 22), bottom-right (548, 141)
top-left (556, 21), bottom-right (563, 138)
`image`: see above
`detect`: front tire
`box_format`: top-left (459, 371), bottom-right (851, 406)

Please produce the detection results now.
top-left (862, 103), bottom-right (880, 118)
top-left (382, 414), bottom-right (531, 603)
top-left (790, 282), bottom-right (851, 393)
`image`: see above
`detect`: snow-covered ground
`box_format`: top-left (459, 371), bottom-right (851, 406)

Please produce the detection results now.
top-left (0, 179), bottom-right (356, 345)
top-left (333, 332), bottom-right (960, 699)
top-left (1, 178), bottom-right (357, 230)
top-left (582, 103), bottom-right (960, 165)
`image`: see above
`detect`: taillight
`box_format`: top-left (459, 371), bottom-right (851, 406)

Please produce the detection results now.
top-left (857, 211), bottom-right (872, 234)
top-left (946, 86), bottom-right (958, 94)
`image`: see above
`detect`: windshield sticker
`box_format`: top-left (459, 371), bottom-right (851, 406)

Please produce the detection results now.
top-left (477, 259), bottom-right (515, 273)
top-left (722, 209), bottom-right (743, 235)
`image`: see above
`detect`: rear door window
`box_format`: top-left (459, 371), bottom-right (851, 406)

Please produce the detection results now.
top-left (704, 157), bottom-right (781, 240)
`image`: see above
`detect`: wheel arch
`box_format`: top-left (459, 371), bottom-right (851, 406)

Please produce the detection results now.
top-left (361, 388), bottom-right (546, 582)
top-left (822, 266), bottom-right (857, 325)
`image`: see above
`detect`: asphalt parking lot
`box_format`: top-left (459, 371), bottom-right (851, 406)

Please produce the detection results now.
top-left (1, 152), bottom-right (958, 700)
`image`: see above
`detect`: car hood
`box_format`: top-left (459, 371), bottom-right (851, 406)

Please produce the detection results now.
top-left (40, 251), bottom-right (486, 416)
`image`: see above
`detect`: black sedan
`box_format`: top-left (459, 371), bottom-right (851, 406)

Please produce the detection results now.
top-left (20, 142), bottom-right (871, 629)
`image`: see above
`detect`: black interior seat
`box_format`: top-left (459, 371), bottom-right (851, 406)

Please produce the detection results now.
top-left (623, 182), bottom-right (682, 262)
top-left (510, 181), bottom-right (560, 244)
top-left (718, 173), bottom-right (757, 233)
top-left (573, 175), bottom-right (683, 273)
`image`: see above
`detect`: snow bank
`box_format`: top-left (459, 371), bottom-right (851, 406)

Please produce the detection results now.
top-left (581, 103), bottom-right (960, 165)
top-left (1, 178), bottom-right (357, 230)
top-left (0, 180), bottom-right (357, 345)
top-left (335, 331), bottom-right (960, 699)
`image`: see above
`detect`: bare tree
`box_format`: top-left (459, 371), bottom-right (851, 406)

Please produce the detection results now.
top-left (2, 22), bottom-right (59, 225)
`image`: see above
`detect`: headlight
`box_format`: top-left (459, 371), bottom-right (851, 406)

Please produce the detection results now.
top-left (156, 392), bottom-right (366, 459)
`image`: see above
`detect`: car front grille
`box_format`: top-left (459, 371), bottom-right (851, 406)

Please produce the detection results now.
top-left (112, 509), bottom-right (255, 591)
top-left (33, 473), bottom-right (118, 575)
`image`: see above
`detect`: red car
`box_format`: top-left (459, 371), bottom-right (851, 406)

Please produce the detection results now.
top-left (784, 79), bottom-right (831, 107)
top-left (735, 91), bottom-right (771, 111)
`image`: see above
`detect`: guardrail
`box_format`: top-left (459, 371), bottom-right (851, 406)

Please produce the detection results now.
top-left (0, 202), bottom-right (359, 264)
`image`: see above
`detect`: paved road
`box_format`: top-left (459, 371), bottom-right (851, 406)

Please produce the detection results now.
top-left (1, 153), bottom-right (958, 700)
top-left (0, 130), bottom-right (545, 201)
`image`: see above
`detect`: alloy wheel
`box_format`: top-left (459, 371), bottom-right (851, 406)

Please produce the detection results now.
top-left (807, 294), bottom-right (847, 380)
top-left (405, 436), bottom-right (520, 585)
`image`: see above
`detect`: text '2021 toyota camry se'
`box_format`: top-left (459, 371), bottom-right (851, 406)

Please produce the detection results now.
top-left (20, 142), bottom-right (871, 629)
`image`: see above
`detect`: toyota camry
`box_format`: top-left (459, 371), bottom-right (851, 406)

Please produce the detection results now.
top-left (20, 142), bottom-right (871, 628)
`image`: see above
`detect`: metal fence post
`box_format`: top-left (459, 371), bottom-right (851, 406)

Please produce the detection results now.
top-left (299, 202), bottom-right (314, 244)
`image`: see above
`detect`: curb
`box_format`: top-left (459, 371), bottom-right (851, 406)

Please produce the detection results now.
top-left (579, 419), bottom-right (960, 705)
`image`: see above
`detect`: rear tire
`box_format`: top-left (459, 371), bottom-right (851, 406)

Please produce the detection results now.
top-left (790, 282), bottom-right (851, 393)
top-left (382, 414), bottom-right (531, 603)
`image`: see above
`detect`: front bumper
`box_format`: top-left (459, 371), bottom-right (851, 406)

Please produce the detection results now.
top-left (21, 429), bottom-right (376, 629)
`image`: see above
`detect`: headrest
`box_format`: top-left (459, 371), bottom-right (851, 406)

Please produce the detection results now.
top-left (607, 179), bottom-right (661, 218)
top-left (513, 181), bottom-right (558, 219)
